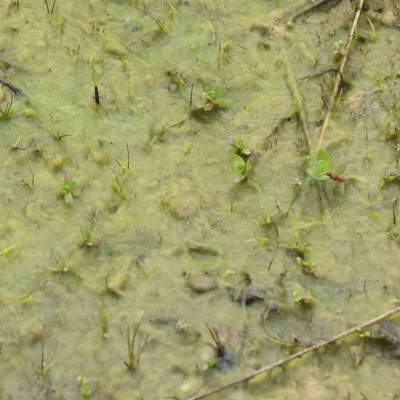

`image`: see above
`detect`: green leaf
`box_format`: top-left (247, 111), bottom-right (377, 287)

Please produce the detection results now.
top-left (203, 84), bottom-right (223, 103)
top-left (233, 174), bottom-right (246, 183)
top-left (20, 295), bottom-right (34, 306)
top-left (80, 227), bottom-right (91, 243)
top-left (0, 244), bottom-right (17, 256)
top-left (306, 166), bottom-right (330, 180)
top-left (245, 160), bottom-right (253, 172)
top-left (64, 192), bottom-right (73, 204)
top-left (306, 150), bottom-right (334, 180)
top-left (292, 283), bottom-right (315, 306)
top-left (59, 181), bottom-right (77, 195)
top-left (80, 385), bottom-right (91, 397)
top-left (58, 184), bottom-right (67, 195)
top-left (230, 154), bottom-right (246, 172)
top-left (334, 164), bottom-right (346, 176)
top-left (206, 360), bottom-right (219, 369)
top-left (316, 150), bottom-right (333, 171)
top-left (235, 139), bottom-right (244, 151)
top-left (65, 180), bottom-right (77, 193)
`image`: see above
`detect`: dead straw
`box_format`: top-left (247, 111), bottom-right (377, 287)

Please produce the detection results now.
top-left (187, 305), bottom-right (400, 400)
top-left (316, 0), bottom-right (364, 152)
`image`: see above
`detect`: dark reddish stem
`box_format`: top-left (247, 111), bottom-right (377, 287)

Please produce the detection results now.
top-left (326, 172), bottom-right (346, 182)
top-left (94, 86), bottom-right (100, 105)
top-left (92, 66), bottom-right (100, 105)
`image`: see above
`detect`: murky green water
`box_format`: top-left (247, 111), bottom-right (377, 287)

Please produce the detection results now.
top-left (1, 0), bottom-right (400, 398)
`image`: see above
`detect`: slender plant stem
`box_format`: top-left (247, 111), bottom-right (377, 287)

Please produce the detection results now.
top-left (281, 51), bottom-right (311, 155)
top-left (51, 0), bottom-right (56, 15)
top-left (44, 0), bottom-right (50, 14)
top-left (187, 305), bottom-right (400, 400)
top-left (316, 0), bottom-right (364, 152)
top-left (92, 66), bottom-right (100, 105)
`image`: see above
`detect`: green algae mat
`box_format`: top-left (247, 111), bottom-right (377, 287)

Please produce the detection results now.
top-left (1, 0), bottom-right (400, 398)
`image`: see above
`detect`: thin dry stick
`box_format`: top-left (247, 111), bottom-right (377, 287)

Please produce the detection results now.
top-left (187, 305), bottom-right (400, 400)
top-left (316, 0), bottom-right (364, 152)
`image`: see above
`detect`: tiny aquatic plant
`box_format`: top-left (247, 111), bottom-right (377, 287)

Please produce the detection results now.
top-left (124, 321), bottom-right (149, 372)
top-left (151, 16), bottom-right (170, 35)
top-left (202, 84), bottom-right (224, 112)
top-left (228, 138), bottom-right (251, 157)
top-left (166, 70), bottom-right (186, 92)
top-left (220, 40), bottom-right (234, 63)
top-left (189, 84), bottom-right (227, 120)
top-left (58, 173), bottom-right (77, 204)
top-left (204, 323), bottom-right (236, 372)
top-left (229, 137), bottom-right (259, 183)
top-left (366, 17), bottom-right (376, 41)
top-left (110, 169), bottom-right (126, 199)
top-left (296, 255), bottom-right (316, 276)
top-left (306, 150), bottom-right (345, 182)
top-left (332, 39), bottom-right (346, 62)
top-left (292, 284), bottom-right (315, 307)
top-left (231, 154), bottom-right (253, 183)
top-left (78, 376), bottom-right (91, 398)
top-left (0, 95), bottom-right (14, 120)
top-left (80, 227), bottom-right (96, 247)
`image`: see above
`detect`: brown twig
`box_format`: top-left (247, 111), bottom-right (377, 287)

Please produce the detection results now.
top-left (186, 305), bottom-right (400, 400)
top-left (0, 77), bottom-right (26, 97)
top-left (125, 140), bottom-right (130, 170)
top-left (316, 0), bottom-right (364, 152)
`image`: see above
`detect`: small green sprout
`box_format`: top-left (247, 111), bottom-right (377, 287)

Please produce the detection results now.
top-left (58, 173), bottom-right (77, 204)
top-left (334, 40), bottom-right (346, 54)
top-left (205, 360), bottom-right (220, 370)
top-left (292, 284), bottom-right (315, 307)
top-left (0, 95), bottom-right (14, 120)
top-left (366, 17), bottom-right (376, 41)
top-left (124, 321), bottom-right (149, 372)
top-left (285, 21), bottom-right (295, 30)
top-left (306, 150), bottom-right (346, 182)
top-left (332, 40), bottom-right (346, 63)
top-left (296, 256), bottom-right (315, 274)
top-left (78, 376), bottom-right (91, 398)
top-left (20, 294), bottom-right (34, 306)
top-left (111, 171), bottom-right (126, 199)
top-left (151, 16), bottom-right (170, 35)
top-left (189, 84), bottom-right (228, 121)
top-left (166, 70), bottom-right (186, 92)
top-left (80, 227), bottom-right (96, 247)
top-left (202, 84), bottom-right (224, 111)
top-left (230, 154), bottom-right (253, 183)
top-left (228, 138), bottom-right (251, 156)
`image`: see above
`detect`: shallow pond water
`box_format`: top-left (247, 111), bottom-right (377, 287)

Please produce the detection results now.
top-left (1, 0), bottom-right (400, 399)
